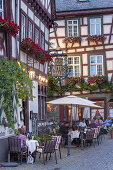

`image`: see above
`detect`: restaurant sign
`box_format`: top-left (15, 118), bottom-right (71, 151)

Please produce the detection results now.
top-left (51, 54), bottom-right (67, 77)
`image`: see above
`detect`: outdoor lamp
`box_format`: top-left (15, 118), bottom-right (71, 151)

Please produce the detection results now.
top-left (28, 68), bottom-right (36, 80)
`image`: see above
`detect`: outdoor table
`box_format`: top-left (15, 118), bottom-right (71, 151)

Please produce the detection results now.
top-left (69, 130), bottom-right (80, 141)
top-left (26, 139), bottom-right (39, 154)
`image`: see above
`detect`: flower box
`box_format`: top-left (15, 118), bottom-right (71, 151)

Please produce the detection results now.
top-left (0, 16), bottom-right (20, 35)
top-left (63, 36), bottom-right (82, 44)
top-left (87, 35), bottom-right (106, 43)
top-left (21, 38), bottom-right (52, 63)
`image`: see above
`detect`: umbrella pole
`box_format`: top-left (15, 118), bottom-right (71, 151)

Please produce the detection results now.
top-left (71, 104), bottom-right (72, 126)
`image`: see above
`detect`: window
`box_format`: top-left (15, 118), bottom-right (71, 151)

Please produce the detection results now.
top-left (90, 18), bottom-right (101, 35)
top-left (41, 34), bottom-right (45, 50)
top-left (90, 55), bottom-right (103, 76)
top-left (0, 0), bottom-right (4, 18)
top-left (35, 28), bottom-right (39, 45)
top-left (67, 20), bottom-right (78, 37)
top-left (21, 14), bottom-right (26, 41)
top-left (28, 21), bottom-right (33, 39)
top-left (68, 56), bottom-right (81, 77)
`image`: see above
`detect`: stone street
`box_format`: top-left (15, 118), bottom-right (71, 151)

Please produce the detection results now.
top-left (1, 134), bottom-right (113, 170)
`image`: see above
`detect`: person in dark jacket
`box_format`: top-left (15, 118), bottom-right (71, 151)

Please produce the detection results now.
top-left (59, 122), bottom-right (69, 145)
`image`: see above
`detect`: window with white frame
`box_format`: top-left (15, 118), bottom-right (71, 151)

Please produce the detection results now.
top-left (35, 28), bottom-right (39, 45)
top-left (90, 18), bottom-right (101, 35)
top-left (21, 14), bottom-right (26, 41)
top-left (0, 0), bottom-right (4, 18)
top-left (68, 56), bottom-right (81, 77)
top-left (67, 20), bottom-right (78, 37)
top-left (90, 55), bottom-right (103, 76)
top-left (28, 21), bottom-right (33, 39)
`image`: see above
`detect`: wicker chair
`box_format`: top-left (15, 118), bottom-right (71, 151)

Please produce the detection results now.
top-left (8, 137), bottom-right (28, 164)
top-left (36, 138), bottom-right (57, 165)
top-left (85, 130), bottom-right (94, 147)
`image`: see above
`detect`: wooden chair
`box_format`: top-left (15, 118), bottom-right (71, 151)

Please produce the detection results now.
top-left (52, 135), bottom-right (62, 159)
top-left (36, 138), bottom-right (57, 165)
top-left (8, 137), bottom-right (28, 164)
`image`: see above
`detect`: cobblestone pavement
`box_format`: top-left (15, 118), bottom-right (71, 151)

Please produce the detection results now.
top-left (1, 134), bottom-right (113, 170)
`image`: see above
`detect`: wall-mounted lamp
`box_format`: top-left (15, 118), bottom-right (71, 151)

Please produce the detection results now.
top-left (38, 75), bottom-right (48, 83)
top-left (28, 68), bottom-right (36, 80)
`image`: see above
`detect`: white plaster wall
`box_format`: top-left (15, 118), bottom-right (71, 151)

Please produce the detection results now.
top-left (45, 62), bottom-right (48, 74)
top-left (12, 37), bottom-right (16, 58)
top-left (40, 64), bottom-right (44, 72)
top-left (81, 37), bottom-right (88, 46)
top-left (57, 28), bottom-right (65, 37)
top-left (103, 15), bottom-right (112, 24)
top-left (28, 8), bottom-right (34, 20)
top-left (81, 26), bottom-right (88, 35)
top-left (41, 22), bottom-right (44, 32)
top-left (12, 0), bottom-right (15, 22)
top-left (45, 43), bottom-right (48, 51)
top-left (56, 20), bottom-right (65, 26)
top-left (83, 17), bottom-right (88, 25)
top-left (29, 81), bottom-right (38, 132)
top-left (103, 25), bottom-right (111, 34)
top-left (34, 61), bottom-right (39, 69)
top-left (20, 51), bottom-right (27, 63)
top-left (83, 66), bottom-right (88, 76)
top-left (49, 39), bottom-right (57, 49)
top-left (17, 99), bottom-right (23, 128)
top-left (58, 39), bottom-right (66, 48)
top-left (45, 27), bottom-right (49, 41)
top-left (50, 28), bottom-right (55, 37)
top-left (21, 1), bottom-right (27, 14)
top-left (35, 16), bottom-right (40, 27)
top-left (108, 73), bottom-right (112, 82)
top-left (106, 51), bottom-right (113, 58)
top-left (107, 60), bottom-right (113, 70)
top-left (82, 54), bottom-right (88, 64)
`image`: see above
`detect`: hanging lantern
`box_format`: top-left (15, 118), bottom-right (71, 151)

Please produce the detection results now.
top-left (28, 68), bottom-right (36, 80)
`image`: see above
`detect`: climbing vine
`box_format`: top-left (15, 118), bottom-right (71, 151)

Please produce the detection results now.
top-left (0, 57), bottom-right (34, 129)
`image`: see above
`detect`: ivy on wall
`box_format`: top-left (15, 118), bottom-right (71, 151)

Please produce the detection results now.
top-left (0, 57), bottom-right (34, 129)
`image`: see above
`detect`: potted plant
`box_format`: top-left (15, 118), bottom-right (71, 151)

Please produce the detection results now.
top-left (108, 126), bottom-right (113, 139)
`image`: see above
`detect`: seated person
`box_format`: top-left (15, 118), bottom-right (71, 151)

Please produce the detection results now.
top-left (21, 125), bottom-right (27, 136)
top-left (79, 119), bottom-right (87, 129)
top-left (95, 119), bottom-right (102, 127)
top-left (16, 128), bottom-right (27, 152)
top-left (88, 119), bottom-right (97, 128)
top-left (59, 122), bottom-right (69, 146)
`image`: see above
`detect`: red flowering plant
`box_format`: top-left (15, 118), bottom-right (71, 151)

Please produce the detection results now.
top-left (87, 35), bottom-right (106, 43)
top-left (0, 16), bottom-right (20, 35)
top-left (63, 36), bottom-right (82, 44)
top-left (67, 76), bottom-right (84, 90)
top-left (21, 38), bottom-right (52, 63)
top-left (88, 75), bottom-right (107, 87)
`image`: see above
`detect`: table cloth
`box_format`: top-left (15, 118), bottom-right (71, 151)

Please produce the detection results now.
top-left (26, 140), bottom-right (39, 154)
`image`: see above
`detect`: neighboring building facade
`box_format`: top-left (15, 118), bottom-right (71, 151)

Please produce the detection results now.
top-left (0, 0), bottom-right (55, 135)
top-left (49, 0), bottom-right (113, 122)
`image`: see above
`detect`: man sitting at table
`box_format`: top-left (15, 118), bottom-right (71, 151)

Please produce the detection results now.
top-left (79, 119), bottom-right (87, 129)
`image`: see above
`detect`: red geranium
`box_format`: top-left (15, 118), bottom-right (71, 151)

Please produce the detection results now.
top-left (0, 16), bottom-right (20, 35)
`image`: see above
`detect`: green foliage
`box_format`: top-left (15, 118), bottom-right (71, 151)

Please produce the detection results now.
top-left (0, 57), bottom-right (34, 129)
top-left (32, 135), bottom-right (41, 142)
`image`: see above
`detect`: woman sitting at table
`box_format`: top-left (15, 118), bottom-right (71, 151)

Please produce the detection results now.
top-left (79, 119), bottom-right (87, 129)
top-left (88, 119), bottom-right (97, 128)
top-left (16, 128), bottom-right (27, 152)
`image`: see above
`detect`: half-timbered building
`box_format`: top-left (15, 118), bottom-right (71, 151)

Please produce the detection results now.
top-left (49, 0), bottom-right (113, 122)
top-left (0, 0), bottom-right (55, 161)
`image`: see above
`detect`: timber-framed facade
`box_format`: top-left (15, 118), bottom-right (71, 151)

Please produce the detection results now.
top-left (49, 0), bottom-right (113, 122)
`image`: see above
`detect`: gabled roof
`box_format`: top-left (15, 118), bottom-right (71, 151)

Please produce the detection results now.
top-left (56, 0), bottom-right (113, 12)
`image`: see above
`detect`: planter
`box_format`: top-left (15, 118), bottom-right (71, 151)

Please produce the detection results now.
top-left (110, 130), bottom-right (113, 139)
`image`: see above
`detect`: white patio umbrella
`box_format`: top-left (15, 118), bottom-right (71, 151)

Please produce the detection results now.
top-left (47, 95), bottom-right (101, 125)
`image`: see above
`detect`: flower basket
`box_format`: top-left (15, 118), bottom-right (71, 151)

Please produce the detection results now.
top-left (0, 16), bottom-right (20, 35)
top-left (21, 38), bottom-right (52, 63)
top-left (87, 35), bottom-right (106, 43)
top-left (63, 36), bottom-right (82, 44)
